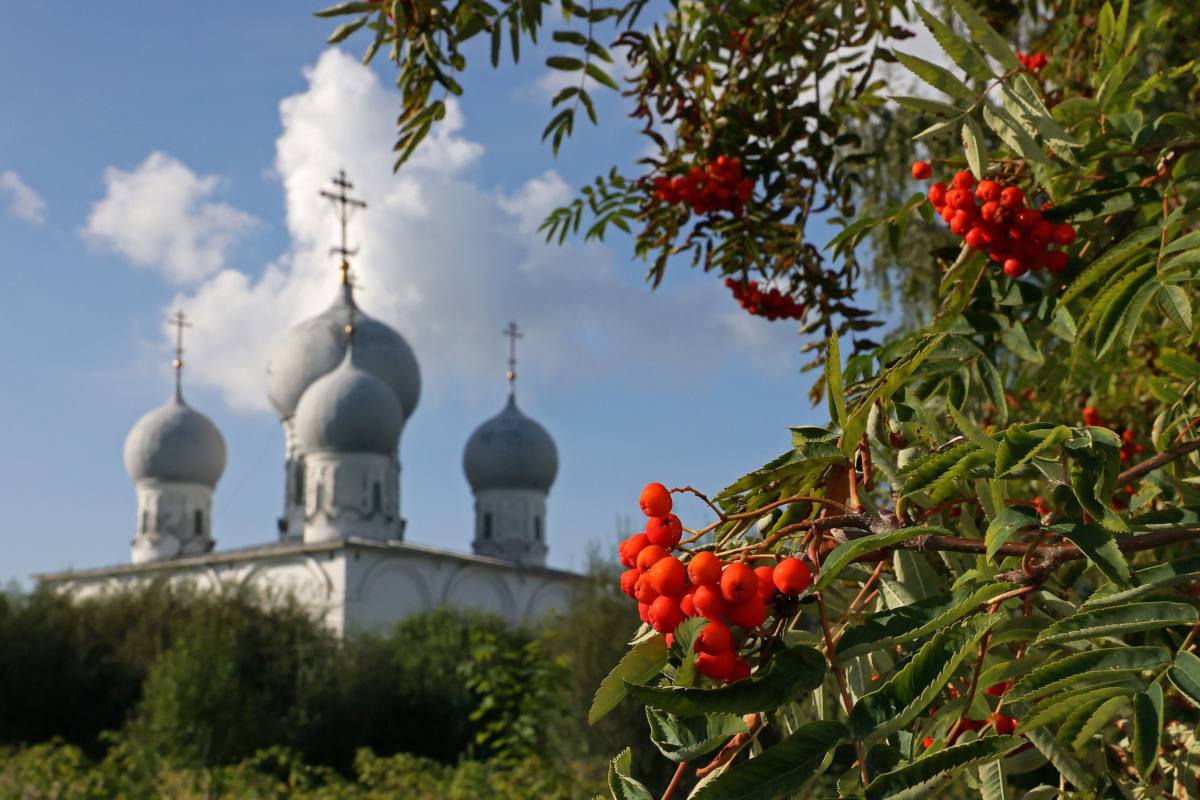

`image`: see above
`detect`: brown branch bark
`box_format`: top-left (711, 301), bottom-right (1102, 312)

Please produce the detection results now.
top-left (1115, 439), bottom-right (1200, 489)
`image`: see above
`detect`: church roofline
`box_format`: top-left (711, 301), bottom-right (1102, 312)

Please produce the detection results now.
top-left (33, 537), bottom-right (582, 585)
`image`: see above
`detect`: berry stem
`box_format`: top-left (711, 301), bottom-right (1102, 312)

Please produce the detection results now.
top-left (660, 761), bottom-right (688, 800)
top-left (816, 590), bottom-right (869, 785)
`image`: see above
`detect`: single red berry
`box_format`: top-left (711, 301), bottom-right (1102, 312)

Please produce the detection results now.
top-left (939, 205), bottom-right (956, 222)
top-left (688, 551), bottom-right (722, 586)
top-left (950, 211), bottom-right (973, 236)
top-left (980, 201), bottom-right (1001, 223)
top-left (1083, 406), bottom-right (1102, 426)
top-left (634, 574), bottom-right (659, 604)
top-left (680, 587), bottom-right (697, 616)
top-left (1033, 219), bottom-right (1055, 242)
top-left (755, 565), bottom-right (777, 601)
top-left (725, 595), bottom-right (768, 629)
top-left (618, 533), bottom-right (649, 569)
top-left (639, 483), bottom-right (673, 517)
top-left (928, 182), bottom-right (948, 206)
top-left (695, 649), bottom-right (737, 681)
top-left (696, 619), bottom-right (735, 654)
top-left (619, 568), bottom-right (640, 598)
top-left (727, 658), bottom-right (752, 683)
top-left (975, 179), bottom-right (1001, 203)
top-left (648, 596), bottom-right (685, 633)
top-left (1053, 223), bottom-right (1076, 245)
top-left (637, 601), bottom-right (651, 623)
top-left (1045, 249), bottom-right (1069, 273)
top-left (692, 584), bottom-right (727, 620)
top-left (984, 682), bottom-right (1009, 697)
top-left (1003, 258), bottom-right (1028, 278)
top-left (720, 563), bottom-right (759, 604)
top-left (964, 227), bottom-right (986, 249)
top-left (952, 170), bottom-right (976, 191)
top-left (911, 160), bottom-right (933, 180)
top-left (645, 514), bottom-right (683, 548)
top-left (1015, 208), bottom-right (1040, 229)
top-left (952, 189), bottom-right (976, 210)
top-left (665, 632), bottom-right (674, 648)
top-left (636, 544), bottom-right (669, 572)
top-left (648, 556), bottom-right (687, 598)
top-left (990, 712), bottom-right (1017, 735)
top-left (773, 557), bottom-right (813, 595)
top-left (1000, 186), bottom-right (1025, 210)
top-left (923, 736), bottom-right (936, 749)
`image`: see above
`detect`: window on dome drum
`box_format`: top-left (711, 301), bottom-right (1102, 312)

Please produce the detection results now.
top-left (483, 513), bottom-right (493, 539)
top-left (141, 511), bottom-right (148, 533)
top-left (535, 516), bottom-right (542, 541)
top-left (194, 510), bottom-right (203, 538)
top-left (372, 482), bottom-right (382, 512)
top-left (294, 461), bottom-right (305, 504)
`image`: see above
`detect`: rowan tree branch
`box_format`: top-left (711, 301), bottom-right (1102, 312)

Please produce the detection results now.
top-left (1115, 439), bottom-right (1200, 488)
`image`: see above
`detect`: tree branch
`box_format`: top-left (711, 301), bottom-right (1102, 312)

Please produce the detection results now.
top-left (1115, 439), bottom-right (1200, 489)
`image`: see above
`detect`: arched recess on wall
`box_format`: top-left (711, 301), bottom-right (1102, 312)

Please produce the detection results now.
top-left (241, 556), bottom-right (333, 606)
top-left (524, 579), bottom-right (571, 623)
top-left (441, 565), bottom-right (517, 622)
top-left (354, 560), bottom-right (433, 630)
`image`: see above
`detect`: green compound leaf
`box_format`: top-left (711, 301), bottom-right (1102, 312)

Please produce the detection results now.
top-left (1131, 684), bottom-right (1163, 780)
top-left (1083, 553), bottom-right (1200, 608)
top-left (984, 505), bottom-right (1039, 562)
top-left (606, 748), bottom-right (653, 800)
top-left (589, 635), bottom-right (667, 724)
top-left (1168, 650), bottom-right (1200, 708)
top-left (865, 736), bottom-right (1022, 800)
top-left (1007, 646), bottom-right (1169, 701)
top-left (624, 645), bottom-right (824, 717)
top-left (1034, 602), bottom-right (1198, 646)
top-left (816, 527), bottom-right (951, 592)
top-left (850, 616), bottom-right (998, 743)
top-left (645, 708), bottom-right (747, 763)
top-left (690, 720), bottom-right (847, 800)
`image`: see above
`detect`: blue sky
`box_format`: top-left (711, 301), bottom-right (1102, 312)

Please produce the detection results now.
top-left (0, 2), bottom-right (837, 584)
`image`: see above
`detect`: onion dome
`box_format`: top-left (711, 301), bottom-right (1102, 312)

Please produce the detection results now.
top-left (463, 396), bottom-right (558, 493)
top-left (266, 284), bottom-right (421, 423)
top-left (293, 347), bottom-right (404, 455)
top-left (123, 389), bottom-right (227, 486)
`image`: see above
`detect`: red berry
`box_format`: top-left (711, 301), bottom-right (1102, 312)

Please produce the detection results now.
top-left (1000, 186), bottom-right (1024, 210)
top-left (984, 682), bottom-right (1009, 697)
top-left (695, 649), bottom-right (737, 681)
top-left (618, 533), bottom-right (649, 569)
top-left (619, 568), bottom-right (640, 598)
top-left (692, 584), bottom-right (727, 620)
top-left (1033, 219), bottom-right (1055, 242)
top-left (939, 205), bottom-right (956, 222)
top-left (645, 514), bottom-right (682, 548)
top-left (950, 211), bottom-right (973, 236)
top-left (687, 551), bottom-right (723, 586)
top-left (637, 601), bottom-right (651, 623)
top-left (951, 189), bottom-right (976, 210)
top-left (1015, 208), bottom-right (1040, 229)
top-left (680, 587), bottom-right (697, 616)
top-left (911, 161), bottom-right (932, 180)
top-left (725, 595), bottom-right (768, 629)
top-left (1083, 406), bottom-right (1102, 426)
top-left (980, 201), bottom-right (1001, 223)
top-left (975, 179), bottom-right (1000, 203)
top-left (696, 619), bottom-right (735, 654)
top-left (1003, 258), bottom-right (1028, 278)
top-left (928, 182), bottom-right (948, 206)
top-left (963, 227), bottom-right (985, 249)
top-left (648, 556), bottom-right (687, 598)
top-left (634, 574), bottom-right (659, 604)
top-left (755, 565), bottom-right (777, 601)
top-left (648, 596), bottom-right (685, 633)
top-left (728, 658), bottom-right (752, 683)
top-left (636, 544), bottom-right (669, 572)
top-left (639, 483), bottom-right (673, 517)
top-left (720, 563), bottom-right (759, 604)
top-left (952, 170), bottom-right (976, 191)
top-left (1045, 249), bottom-right (1069, 273)
top-left (923, 736), bottom-right (936, 749)
top-left (773, 557), bottom-right (813, 595)
top-left (1053, 223), bottom-right (1076, 245)
top-left (990, 712), bottom-right (1017, 735)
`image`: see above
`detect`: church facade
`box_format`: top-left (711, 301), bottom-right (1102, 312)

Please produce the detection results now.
top-left (34, 173), bottom-right (578, 635)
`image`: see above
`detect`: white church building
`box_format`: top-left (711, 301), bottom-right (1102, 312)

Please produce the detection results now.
top-left (35, 173), bottom-right (578, 635)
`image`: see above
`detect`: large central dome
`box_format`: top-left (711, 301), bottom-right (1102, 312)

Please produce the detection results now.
top-left (123, 390), bottom-right (227, 486)
top-left (267, 284), bottom-right (420, 423)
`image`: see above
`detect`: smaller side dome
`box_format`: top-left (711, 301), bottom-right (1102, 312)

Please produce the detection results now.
top-left (463, 397), bottom-right (558, 492)
top-left (293, 350), bottom-right (404, 456)
top-left (123, 394), bottom-right (227, 486)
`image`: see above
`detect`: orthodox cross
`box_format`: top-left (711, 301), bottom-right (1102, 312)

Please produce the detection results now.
top-left (319, 169), bottom-right (367, 286)
top-left (169, 310), bottom-right (191, 397)
top-left (503, 321), bottom-right (522, 396)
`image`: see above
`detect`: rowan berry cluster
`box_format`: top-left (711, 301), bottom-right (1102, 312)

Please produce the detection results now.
top-left (724, 278), bottom-right (807, 320)
top-left (1082, 405), bottom-right (1145, 464)
top-left (618, 482), bottom-right (815, 684)
top-left (921, 682), bottom-right (1019, 749)
top-left (1016, 51), bottom-right (1049, 73)
top-left (913, 163), bottom-right (1076, 278)
top-left (651, 156), bottom-right (754, 215)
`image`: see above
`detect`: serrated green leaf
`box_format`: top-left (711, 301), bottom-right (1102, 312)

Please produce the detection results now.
top-left (1053, 520), bottom-right (1131, 585)
top-left (690, 721), bottom-right (847, 800)
top-left (1023, 728), bottom-right (1094, 792)
top-left (1168, 650), bottom-right (1200, 708)
top-left (1061, 693), bottom-right (1128, 752)
top-left (978, 756), bottom-right (1007, 800)
top-left (607, 748), bottom-right (653, 800)
top-left (893, 549), bottom-right (942, 601)
top-left (1060, 226), bottom-right (1160, 306)
top-left (995, 425), bottom-right (1070, 477)
top-left (1018, 684), bottom-right (1137, 734)
top-left (912, 4), bottom-right (994, 82)
top-left (1156, 349), bottom-right (1200, 380)
top-left (949, 0), bottom-right (1021, 70)
top-left (983, 105), bottom-right (1052, 166)
top-left (849, 616), bottom-right (998, 742)
top-left (962, 117), bottom-right (987, 178)
top-left (1132, 684), bottom-right (1163, 780)
top-left (646, 708), bottom-right (747, 763)
top-left (1157, 284), bottom-right (1193, 332)
top-left (865, 736), bottom-right (1022, 800)
top-left (817, 527), bottom-right (951, 591)
top-left (1084, 553), bottom-right (1200, 608)
top-left (896, 51), bottom-right (976, 101)
top-left (314, 0), bottom-right (377, 17)
top-left (895, 442), bottom-right (982, 498)
top-left (326, 15), bottom-right (368, 43)
top-left (984, 505), bottom-right (1038, 562)
top-left (828, 331), bottom-right (848, 430)
top-left (625, 646), bottom-right (824, 717)
top-left (1034, 601), bottom-right (1198, 645)
top-left (589, 636), bottom-right (667, 724)
top-left (999, 320), bottom-right (1044, 364)
top-left (1008, 646), bottom-right (1170, 701)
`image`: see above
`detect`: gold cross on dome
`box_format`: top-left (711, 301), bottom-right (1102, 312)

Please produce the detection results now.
top-left (169, 310), bottom-right (191, 396)
top-left (503, 321), bottom-right (522, 396)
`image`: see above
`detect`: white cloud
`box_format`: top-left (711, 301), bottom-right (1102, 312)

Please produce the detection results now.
top-left (144, 49), bottom-right (797, 413)
top-left (0, 171), bottom-right (46, 223)
top-left (83, 152), bottom-right (260, 285)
